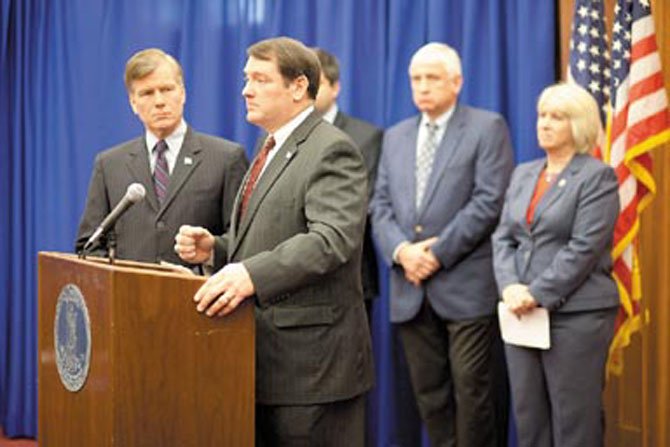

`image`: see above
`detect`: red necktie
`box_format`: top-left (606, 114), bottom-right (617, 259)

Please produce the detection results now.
top-left (239, 136), bottom-right (276, 218)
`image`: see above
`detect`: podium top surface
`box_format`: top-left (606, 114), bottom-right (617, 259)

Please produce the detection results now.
top-left (38, 251), bottom-right (204, 282)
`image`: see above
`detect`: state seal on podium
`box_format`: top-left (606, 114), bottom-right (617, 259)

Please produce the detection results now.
top-left (54, 284), bottom-right (91, 392)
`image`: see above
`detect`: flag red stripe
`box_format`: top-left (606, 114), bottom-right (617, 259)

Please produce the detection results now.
top-left (610, 95), bottom-right (668, 144)
top-left (610, 102), bottom-right (630, 141)
top-left (629, 72), bottom-right (666, 103)
top-left (613, 260), bottom-right (632, 292)
top-left (613, 162), bottom-right (630, 183)
top-left (631, 34), bottom-right (658, 60)
top-left (627, 112), bottom-right (670, 148)
top-left (613, 202), bottom-right (639, 244)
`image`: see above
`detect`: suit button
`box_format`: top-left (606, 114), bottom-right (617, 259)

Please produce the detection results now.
top-left (414, 225), bottom-right (423, 234)
top-left (156, 221), bottom-right (165, 229)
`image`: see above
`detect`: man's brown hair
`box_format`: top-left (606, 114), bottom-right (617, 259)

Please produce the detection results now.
top-left (247, 37), bottom-right (321, 100)
top-left (313, 47), bottom-right (339, 85)
top-left (124, 48), bottom-right (184, 93)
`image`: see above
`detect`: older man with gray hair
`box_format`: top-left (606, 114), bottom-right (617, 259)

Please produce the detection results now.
top-left (371, 42), bottom-right (513, 446)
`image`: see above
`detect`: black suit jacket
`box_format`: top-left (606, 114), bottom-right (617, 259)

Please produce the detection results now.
top-left (76, 127), bottom-right (248, 265)
top-left (333, 112), bottom-right (383, 300)
top-left (216, 112), bottom-right (374, 405)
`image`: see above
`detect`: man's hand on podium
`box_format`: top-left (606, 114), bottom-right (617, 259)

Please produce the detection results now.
top-left (194, 262), bottom-right (255, 317)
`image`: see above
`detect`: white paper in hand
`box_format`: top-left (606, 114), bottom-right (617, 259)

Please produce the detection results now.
top-left (497, 302), bottom-right (550, 349)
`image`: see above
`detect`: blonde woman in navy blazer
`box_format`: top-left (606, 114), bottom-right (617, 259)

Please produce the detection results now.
top-left (492, 83), bottom-right (620, 447)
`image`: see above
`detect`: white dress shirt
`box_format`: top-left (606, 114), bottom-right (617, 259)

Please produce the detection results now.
top-left (145, 119), bottom-right (187, 174)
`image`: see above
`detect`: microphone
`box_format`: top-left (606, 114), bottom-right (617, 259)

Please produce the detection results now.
top-left (82, 183), bottom-right (146, 252)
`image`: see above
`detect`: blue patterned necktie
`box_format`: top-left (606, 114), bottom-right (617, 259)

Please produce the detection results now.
top-left (415, 122), bottom-right (439, 208)
top-left (153, 140), bottom-right (170, 205)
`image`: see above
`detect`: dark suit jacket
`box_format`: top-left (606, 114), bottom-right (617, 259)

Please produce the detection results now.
top-left (76, 127), bottom-right (248, 265)
top-left (215, 112), bottom-right (374, 405)
top-left (333, 111), bottom-right (383, 300)
top-left (371, 104), bottom-right (514, 322)
top-left (492, 154), bottom-right (620, 312)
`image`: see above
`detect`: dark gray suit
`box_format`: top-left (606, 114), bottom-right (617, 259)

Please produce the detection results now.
top-left (492, 154), bottom-right (619, 447)
top-left (371, 104), bottom-right (514, 447)
top-left (333, 111), bottom-right (382, 302)
top-left (215, 112), bottom-right (374, 444)
top-left (76, 127), bottom-right (248, 265)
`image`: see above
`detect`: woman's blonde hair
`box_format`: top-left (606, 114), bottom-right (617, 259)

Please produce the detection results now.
top-left (537, 83), bottom-right (601, 154)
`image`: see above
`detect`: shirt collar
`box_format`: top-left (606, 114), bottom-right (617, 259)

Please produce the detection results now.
top-left (321, 103), bottom-right (339, 124)
top-left (145, 119), bottom-right (187, 154)
top-left (271, 105), bottom-right (315, 151)
top-left (420, 105), bottom-right (455, 130)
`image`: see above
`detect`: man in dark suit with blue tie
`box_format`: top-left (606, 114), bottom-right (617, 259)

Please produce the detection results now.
top-left (370, 42), bottom-right (514, 447)
top-left (76, 48), bottom-right (248, 265)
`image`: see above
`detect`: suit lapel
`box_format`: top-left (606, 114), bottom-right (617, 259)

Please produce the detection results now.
top-left (126, 138), bottom-right (159, 212)
top-left (228, 168), bottom-right (251, 250)
top-left (157, 127), bottom-right (202, 218)
top-left (230, 112), bottom-right (321, 258)
top-left (404, 117), bottom-right (421, 220)
top-left (228, 133), bottom-right (269, 254)
top-left (232, 138), bottom-right (296, 251)
top-left (417, 106), bottom-right (465, 217)
top-left (530, 154), bottom-right (586, 230)
top-left (229, 131), bottom-right (270, 238)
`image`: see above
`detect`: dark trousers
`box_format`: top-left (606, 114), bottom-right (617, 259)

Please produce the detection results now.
top-left (256, 394), bottom-right (365, 447)
top-left (505, 308), bottom-right (617, 447)
top-left (398, 300), bottom-right (501, 447)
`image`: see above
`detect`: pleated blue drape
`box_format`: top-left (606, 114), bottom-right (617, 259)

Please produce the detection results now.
top-left (0, 0), bottom-right (554, 443)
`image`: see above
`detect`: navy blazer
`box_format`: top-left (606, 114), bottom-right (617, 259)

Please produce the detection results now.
top-left (492, 154), bottom-right (620, 312)
top-left (371, 104), bottom-right (514, 322)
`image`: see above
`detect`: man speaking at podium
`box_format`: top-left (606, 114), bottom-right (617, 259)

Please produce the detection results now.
top-left (76, 48), bottom-right (247, 265)
top-left (175, 37), bottom-right (374, 446)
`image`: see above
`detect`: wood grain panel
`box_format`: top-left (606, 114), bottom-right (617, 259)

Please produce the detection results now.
top-left (38, 253), bottom-right (254, 446)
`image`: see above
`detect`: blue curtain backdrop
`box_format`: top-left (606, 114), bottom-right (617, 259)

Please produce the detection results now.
top-left (0, 0), bottom-right (554, 443)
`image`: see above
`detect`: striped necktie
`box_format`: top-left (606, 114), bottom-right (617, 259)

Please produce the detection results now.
top-left (153, 140), bottom-right (170, 205)
top-left (415, 122), bottom-right (439, 208)
top-left (239, 135), bottom-right (276, 218)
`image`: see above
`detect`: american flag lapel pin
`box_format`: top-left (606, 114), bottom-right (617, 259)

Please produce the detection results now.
top-left (184, 157), bottom-right (193, 165)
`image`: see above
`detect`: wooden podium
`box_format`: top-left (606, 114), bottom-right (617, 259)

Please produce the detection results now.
top-left (37, 252), bottom-right (254, 447)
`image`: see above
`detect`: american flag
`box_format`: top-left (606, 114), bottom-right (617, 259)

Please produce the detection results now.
top-left (568, 0), bottom-right (610, 133)
top-left (569, 0), bottom-right (670, 375)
